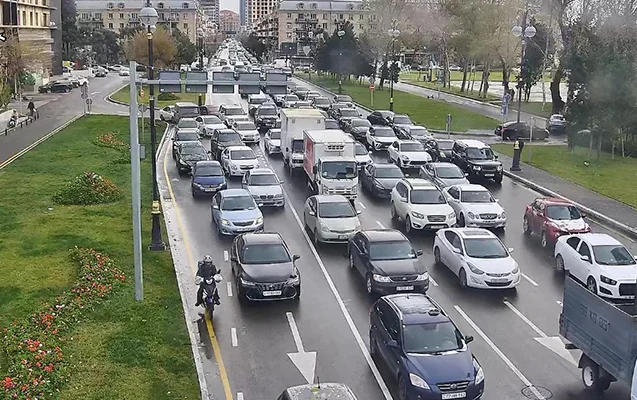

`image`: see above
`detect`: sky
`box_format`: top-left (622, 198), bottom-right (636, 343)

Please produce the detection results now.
top-left (220, 0), bottom-right (239, 13)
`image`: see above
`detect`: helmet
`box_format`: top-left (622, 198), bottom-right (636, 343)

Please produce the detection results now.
top-left (203, 255), bottom-right (213, 265)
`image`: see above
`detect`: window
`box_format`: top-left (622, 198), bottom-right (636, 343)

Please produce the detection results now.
top-left (322, 23), bottom-right (327, 29)
top-left (94, 12), bottom-right (102, 20)
top-left (108, 22), bottom-right (113, 28)
top-left (117, 2), bottom-right (125, 8)
top-left (108, 12), bottom-right (113, 18)
top-left (287, 13), bottom-right (292, 18)
top-left (119, 13), bottom-right (124, 18)
top-left (183, 22), bottom-right (188, 29)
top-left (286, 32), bottom-right (292, 39)
top-left (359, 14), bottom-right (364, 20)
top-left (297, 2), bottom-right (304, 8)
top-left (130, 13), bottom-right (138, 20)
top-left (80, 12), bottom-right (89, 20)
top-left (107, 2), bottom-right (114, 8)
top-left (566, 237), bottom-right (580, 251)
top-left (578, 242), bottom-right (592, 260)
top-left (347, 3), bottom-right (354, 10)
top-left (158, 2), bottom-right (164, 7)
top-left (29, 12), bottom-right (33, 25)
top-left (35, 12), bottom-right (39, 25)
top-left (182, 2), bottom-right (189, 8)
top-left (395, 182), bottom-right (408, 198)
top-left (447, 187), bottom-right (459, 199)
top-left (348, 14), bottom-right (353, 20)
top-left (120, 22), bottom-right (124, 28)
top-left (310, 2), bottom-right (317, 9)
top-left (43, 13), bottom-right (48, 26)
top-left (338, 13), bottom-right (343, 20)
top-left (310, 13), bottom-right (316, 19)
top-left (286, 22), bottom-right (292, 28)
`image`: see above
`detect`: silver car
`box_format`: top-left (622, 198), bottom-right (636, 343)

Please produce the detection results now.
top-left (303, 195), bottom-right (362, 244)
top-left (419, 162), bottom-right (469, 188)
top-left (264, 128), bottom-right (282, 155)
top-left (241, 168), bottom-right (285, 207)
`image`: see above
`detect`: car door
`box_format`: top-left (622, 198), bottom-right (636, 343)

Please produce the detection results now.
top-left (349, 233), bottom-right (365, 273)
top-left (230, 236), bottom-right (243, 276)
top-left (195, 116), bottom-right (204, 133)
top-left (388, 141), bottom-right (399, 162)
top-left (362, 164), bottom-right (374, 190)
top-left (445, 186), bottom-right (461, 215)
top-left (220, 148), bottom-right (231, 171)
top-left (383, 308), bottom-right (403, 377)
top-left (420, 163), bottom-right (434, 183)
top-left (575, 239), bottom-right (594, 282)
top-left (529, 201), bottom-right (544, 233)
top-left (441, 231), bottom-right (461, 274)
top-left (304, 197), bottom-right (318, 232)
top-left (563, 236), bottom-right (581, 273)
top-left (355, 236), bottom-right (371, 276)
top-left (374, 300), bottom-right (397, 368)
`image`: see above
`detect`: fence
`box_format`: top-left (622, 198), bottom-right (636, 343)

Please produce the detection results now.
top-left (1, 110), bottom-right (41, 136)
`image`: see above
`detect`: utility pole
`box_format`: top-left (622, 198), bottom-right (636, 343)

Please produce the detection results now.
top-left (129, 62), bottom-right (143, 301)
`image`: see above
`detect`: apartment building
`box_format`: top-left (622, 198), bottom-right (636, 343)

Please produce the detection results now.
top-left (75, 0), bottom-right (198, 42)
top-left (199, 0), bottom-right (219, 23)
top-left (254, 11), bottom-right (277, 41)
top-left (219, 9), bottom-right (239, 34)
top-left (249, 0), bottom-right (276, 28)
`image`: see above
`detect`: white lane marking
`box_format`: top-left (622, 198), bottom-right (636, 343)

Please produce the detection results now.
top-left (503, 300), bottom-right (545, 337)
top-left (286, 312), bottom-right (306, 352)
top-left (223, 250), bottom-right (229, 262)
top-left (454, 305), bottom-right (546, 400)
top-left (376, 220), bottom-right (385, 229)
top-left (556, 300), bottom-right (562, 307)
top-left (429, 276), bottom-right (439, 287)
top-left (358, 201), bottom-right (366, 209)
top-left (226, 281), bottom-right (233, 297)
top-left (521, 272), bottom-right (539, 286)
top-left (237, 392), bottom-right (244, 400)
top-left (231, 327), bottom-right (238, 347)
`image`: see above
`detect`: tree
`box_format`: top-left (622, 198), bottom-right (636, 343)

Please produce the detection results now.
top-left (62, 0), bottom-right (80, 58)
top-left (75, 27), bottom-right (120, 64)
top-left (172, 28), bottom-right (197, 66)
top-left (124, 27), bottom-right (176, 68)
top-left (241, 32), bottom-right (270, 62)
top-left (519, 19), bottom-right (554, 102)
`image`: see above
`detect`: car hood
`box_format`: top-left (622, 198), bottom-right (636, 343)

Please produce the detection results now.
top-left (205, 123), bottom-right (226, 130)
top-left (194, 176), bottom-right (225, 185)
top-left (408, 350), bottom-right (475, 385)
top-left (411, 204), bottom-right (454, 216)
top-left (352, 127), bottom-right (370, 133)
top-left (237, 129), bottom-right (259, 136)
top-left (176, 128), bottom-right (199, 135)
top-left (470, 255), bottom-right (516, 274)
top-left (394, 123), bottom-right (412, 129)
top-left (439, 177), bottom-right (469, 187)
top-left (269, 139), bottom-right (281, 146)
top-left (321, 217), bottom-right (361, 232)
top-left (230, 158), bottom-right (259, 167)
top-left (219, 139), bottom-right (245, 147)
top-left (370, 259), bottom-right (426, 275)
top-left (375, 178), bottom-right (402, 190)
top-left (464, 202), bottom-right (504, 215)
top-left (247, 185), bottom-right (283, 196)
top-left (402, 152), bottom-right (432, 162)
top-left (220, 208), bottom-right (262, 222)
top-left (355, 154), bottom-right (372, 163)
top-left (374, 136), bottom-right (396, 144)
top-left (243, 262), bottom-right (294, 283)
top-left (468, 160), bottom-right (501, 167)
top-left (599, 264), bottom-right (637, 281)
top-left (548, 218), bottom-right (588, 231)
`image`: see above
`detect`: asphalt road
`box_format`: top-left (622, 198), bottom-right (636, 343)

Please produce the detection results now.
top-left (157, 73), bottom-right (637, 400)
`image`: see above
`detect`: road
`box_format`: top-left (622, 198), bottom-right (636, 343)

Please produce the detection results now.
top-left (156, 71), bottom-right (637, 399)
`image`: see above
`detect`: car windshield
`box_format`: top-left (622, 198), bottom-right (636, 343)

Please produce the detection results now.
top-left (321, 161), bottom-right (358, 179)
top-left (369, 241), bottom-right (416, 261)
top-left (318, 201), bottom-right (356, 218)
top-left (181, 147), bottom-right (208, 161)
top-left (401, 143), bottom-right (425, 152)
top-left (218, 132), bottom-right (241, 142)
top-left (178, 120), bottom-right (197, 128)
top-left (436, 166), bottom-right (464, 179)
top-left (336, 95), bottom-right (352, 102)
top-left (230, 149), bottom-right (256, 160)
top-left (249, 97), bottom-right (267, 104)
top-left (269, 130), bottom-right (281, 139)
top-left (551, 115), bottom-right (565, 122)
top-left (236, 122), bottom-right (256, 130)
top-left (375, 167), bottom-right (404, 178)
top-left (249, 174), bottom-right (279, 186)
top-left (410, 128), bottom-right (429, 137)
top-left (464, 238), bottom-right (508, 258)
top-left (177, 132), bottom-right (199, 141)
top-left (258, 107), bottom-right (277, 116)
top-left (353, 119), bottom-right (371, 127)
top-left (221, 195), bottom-right (256, 211)
top-left (466, 147), bottom-right (495, 160)
top-left (355, 144), bottom-right (368, 155)
top-left (314, 98), bottom-right (330, 105)
top-left (393, 115), bottom-right (412, 125)
top-left (241, 243), bottom-right (291, 264)
top-left (375, 128), bottom-right (396, 137)
top-left (325, 120), bottom-right (340, 129)
top-left (592, 245), bottom-right (636, 265)
top-left (403, 322), bottom-right (464, 354)
top-left (285, 95), bottom-right (299, 101)
top-left (546, 205), bottom-right (581, 220)
top-left (461, 190), bottom-right (494, 203)
top-left (224, 107), bottom-right (244, 115)
top-left (203, 116), bottom-right (222, 124)
top-left (195, 165), bottom-right (223, 176)
top-left (411, 189), bottom-right (445, 204)
top-left (340, 109), bottom-right (359, 118)
top-left (437, 140), bottom-right (454, 150)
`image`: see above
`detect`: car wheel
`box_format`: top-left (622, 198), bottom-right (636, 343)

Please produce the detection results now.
top-left (523, 216), bottom-right (531, 234)
top-left (494, 175), bottom-right (503, 184)
top-left (191, 187), bottom-right (196, 197)
top-left (236, 277), bottom-right (247, 304)
top-left (405, 216), bottom-right (412, 235)
top-left (458, 213), bottom-right (466, 227)
top-left (172, 151), bottom-right (176, 160)
top-left (581, 357), bottom-right (610, 391)
top-left (555, 254), bottom-right (565, 273)
top-left (541, 231), bottom-right (549, 249)
top-left (459, 268), bottom-right (468, 288)
top-left (397, 375), bottom-right (408, 400)
top-left (390, 203), bottom-right (398, 221)
top-left (587, 277), bottom-right (598, 294)
top-left (348, 249), bottom-right (355, 269)
top-left (434, 247), bottom-right (442, 266)
top-left (365, 274), bottom-right (374, 295)
top-left (312, 229), bottom-right (320, 246)
top-left (216, 221), bottom-right (223, 237)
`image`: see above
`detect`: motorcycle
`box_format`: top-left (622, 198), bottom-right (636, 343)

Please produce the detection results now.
top-left (198, 273), bottom-right (223, 320)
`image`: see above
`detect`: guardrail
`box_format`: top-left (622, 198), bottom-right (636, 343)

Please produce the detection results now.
top-left (2, 110), bottom-right (41, 136)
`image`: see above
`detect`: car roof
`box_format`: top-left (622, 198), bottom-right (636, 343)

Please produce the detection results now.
top-left (195, 160), bottom-right (221, 167)
top-left (179, 117), bottom-right (197, 122)
top-left (535, 197), bottom-right (573, 205)
top-left (226, 145), bottom-right (252, 151)
top-left (250, 168), bottom-right (275, 175)
top-left (403, 178), bottom-right (437, 189)
top-left (456, 139), bottom-right (490, 148)
top-left (384, 294), bottom-right (449, 325)
top-left (448, 227), bottom-right (497, 239)
top-left (216, 128), bottom-right (237, 133)
top-left (362, 229), bottom-right (407, 242)
top-left (371, 125), bottom-right (393, 129)
top-left (398, 140), bottom-right (423, 146)
top-left (429, 162), bottom-right (458, 169)
top-left (455, 184), bottom-right (489, 191)
top-left (578, 233), bottom-right (622, 246)
top-left (314, 194), bottom-right (350, 203)
top-left (375, 163), bottom-right (401, 169)
top-left (220, 188), bottom-right (251, 197)
top-left (178, 140), bottom-right (202, 146)
top-left (407, 125), bottom-right (428, 130)
top-left (223, 104), bottom-right (243, 108)
top-left (241, 232), bottom-right (283, 245)
top-left (393, 113), bottom-right (410, 118)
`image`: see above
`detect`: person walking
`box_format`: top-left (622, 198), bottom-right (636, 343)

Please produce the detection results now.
top-left (27, 99), bottom-right (35, 118)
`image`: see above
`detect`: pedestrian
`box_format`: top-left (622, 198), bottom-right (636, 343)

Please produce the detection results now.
top-left (27, 99), bottom-right (35, 118)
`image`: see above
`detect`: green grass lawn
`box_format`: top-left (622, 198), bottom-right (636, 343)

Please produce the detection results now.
top-left (297, 73), bottom-right (498, 131)
top-left (111, 84), bottom-right (204, 108)
top-left (0, 115), bottom-right (199, 399)
top-left (402, 70), bottom-right (552, 82)
top-left (400, 75), bottom-right (500, 102)
top-left (491, 144), bottom-right (637, 208)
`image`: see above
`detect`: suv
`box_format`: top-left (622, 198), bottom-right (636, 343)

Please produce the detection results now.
top-left (451, 140), bottom-right (503, 183)
top-left (369, 294), bottom-right (485, 400)
top-left (390, 179), bottom-right (456, 234)
top-left (210, 128), bottom-right (243, 160)
top-left (173, 101), bottom-right (200, 122)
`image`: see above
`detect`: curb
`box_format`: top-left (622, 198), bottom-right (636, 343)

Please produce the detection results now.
top-left (105, 84), bottom-right (161, 111)
top-left (502, 169), bottom-right (637, 240)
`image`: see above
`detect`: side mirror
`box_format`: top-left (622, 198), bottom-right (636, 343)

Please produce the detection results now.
top-left (212, 205), bottom-right (219, 210)
top-left (508, 247), bottom-right (514, 253)
top-left (230, 256), bottom-right (237, 262)
top-left (357, 209), bottom-right (362, 215)
top-left (171, 137), bottom-right (175, 140)
top-left (312, 166), bottom-right (318, 174)
top-left (580, 211), bottom-right (588, 218)
top-left (286, 147), bottom-right (290, 152)
top-left (387, 339), bottom-right (399, 349)
top-left (368, 151), bottom-right (372, 155)
top-left (207, 150), bottom-right (212, 154)
top-left (416, 249), bottom-right (424, 256)
top-left (278, 180), bottom-right (285, 184)
top-left (399, 196), bottom-right (407, 203)
top-left (581, 255), bottom-right (590, 262)
top-left (465, 335), bottom-right (474, 344)
top-left (494, 155), bottom-right (499, 159)
top-left (495, 198), bottom-right (500, 203)
top-left (292, 254), bottom-right (301, 261)
top-left (464, 173), bottom-right (469, 177)
top-left (308, 210), bottom-right (316, 216)
top-left (452, 247), bottom-right (462, 254)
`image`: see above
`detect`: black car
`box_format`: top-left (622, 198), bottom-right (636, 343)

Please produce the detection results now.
top-left (311, 96), bottom-right (331, 110)
top-left (49, 81), bottom-right (73, 93)
top-left (424, 138), bottom-right (454, 162)
top-left (254, 105), bottom-right (279, 131)
top-left (174, 141), bottom-right (210, 175)
top-left (324, 119), bottom-right (340, 130)
top-left (38, 82), bottom-right (53, 93)
top-left (172, 130), bottom-right (200, 158)
top-left (388, 113), bottom-right (414, 128)
top-left (451, 140), bottom-right (503, 183)
top-left (327, 103), bottom-right (353, 120)
top-left (494, 121), bottom-right (530, 140)
top-left (367, 110), bottom-right (394, 126)
top-left (210, 128), bottom-right (244, 160)
top-left (343, 118), bottom-right (372, 140)
top-left (348, 229), bottom-right (428, 295)
top-left (546, 114), bottom-right (566, 135)
top-left (248, 95), bottom-right (271, 117)
top-left (360, 163), bottom-right (405, 198)
top-left (278, 383), bottom-right (358, 400)
top-left (230, 232), bottom-right (301, 302)
top-left (335, 108), bottom-right (361, 125)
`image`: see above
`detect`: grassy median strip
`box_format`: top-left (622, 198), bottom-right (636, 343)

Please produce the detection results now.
top-left (296, 73), bottom-right (498, 132)
top-left (111, 84), bottom-right (203, 108)
top-left (0, 115), bottom-right (199, 399)
top-left (492, 144), bottom-right (637, 208)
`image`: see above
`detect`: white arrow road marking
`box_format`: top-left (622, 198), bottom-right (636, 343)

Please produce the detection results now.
top-left (90, 91), bottom-right (101, 95)
top-left (429, 276), bottom-right (439, 287)
top-left (521, 272), bottom-right (539, 286)
top-left (358, 201), bottom-right (366, 209)
top-left (286, 311), bottom-right (317, 385)
top-left (376, 220), bottom-right (385, 229)
top-left (503, 300), bottom-right (576, 366)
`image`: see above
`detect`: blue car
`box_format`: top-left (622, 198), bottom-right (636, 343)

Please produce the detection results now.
top-left (191, 161), bottom-right (227, 197)
top-left (211, 189), bottom-right (264, 236)
top-left (369, 294), bottom-right (484, 400)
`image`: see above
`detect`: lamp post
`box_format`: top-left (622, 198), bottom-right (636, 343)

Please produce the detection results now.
top-left (511, 13), bottom-right (536, 124)
top-left (197, 27), bottom-right (205, 107)
top-left (387, 21), bottom-right (400, 112)
top-left (337, 29), bottom-right (345, 94)
top-left (140, 3), bottom-right (165, 251)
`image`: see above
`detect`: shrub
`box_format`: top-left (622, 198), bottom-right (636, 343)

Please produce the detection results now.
top-left (157, 92), bottom-right (178, 101)
top-left (52, 171), bottom-right (122, 205)
top-left (94, 132), bottom-right (130, 164)
top-left (1, 248), bottom-right (126, 400)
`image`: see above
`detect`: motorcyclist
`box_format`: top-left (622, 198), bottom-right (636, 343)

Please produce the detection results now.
top-left (195, 255), bottom-right (221, 306)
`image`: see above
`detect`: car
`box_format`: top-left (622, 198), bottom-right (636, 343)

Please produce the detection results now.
top-left (211, 189), bottom-right (264, 236)
top-left (118, 68), bottom-right (130, 76)
top-left (494, 121), bottom-right (530, 140)
top-left (367, 110), bottom-right (394, 126)
top-left (247, 94), bottom-right (271, 116)
top-left (232, 120), bottom-right (260, 144)
top-left (424, 138), bottom-right (455, 162)
top-left (224, 114), bottom-right (250, 128)
top-left (348, 229), bottom-right (428, 295)
top-left (174, 141), bottom-right (210, 175)
top-left (451, 140), bottom-right (503, 183)
top-left (230, 232), bottom-right (300, 301)
top-left (241, 168), bottom-right (285, 207)
top-left (366, 126), bottom-right (397, 151)
top-left (335, 108), bottom-right (361, 125)
top-left (210, 128), bottom-right (244, 160)
top-left (369, 294), bottom-right (484, 400)
top-left (303, 195), bottom-right (362, 244)
top-left (281, 94), bottom-right (300, 108)
top-left (342, 118), bottom-right (372, 141)
top-left (94, 69), bottom-right (107, 78)
top-left (254, 104), bottom-right (279, 129)
top-left (390, 178), bottom-right (456, 234)
top-left (442, 184), bottom-right (507, 229)
top-left (159, 106), bottom-right (175, 122)
top-left (38, 82), bottom-right (53, 93)
top-left (333, 94), bottom-right (353, 106)
top-left (523, 197), bottom-right (591, 248)
top-left (220, 145), bottom-right (259, 176)
top-left (434, 228), bottom-right (520, 289)
top-left (294, 87), bottom-right (310, 100)
top-left (327, 103), bottom-right (353, 120)
top-left (218, 104), bottom-right (247, 124)
top-left (190, 160), bottom-right (227, 197)
top-left (292, 100), bottom-right (313, 109)
top-left (311, 96), bottom-right (331, 110)
top-left (264, 128), bottom-right (282, 155)
top-left (388, 114), bottom-right (414, 131)
top-left (395, 125), bottom-right (431, 142)
top-left (278, 383), bottom-right (358, 400)
top-left (546, 114), bottom-right (567, 135)
top-left (199, 105), bottom-right (221, 117)
top-left (272, 93), bottom-right (286, 106)
top-left (195, 115), bottom-right (225, 137)
top-left (171, 129), bottom-right (200, 158)
top-left (324, 118), bottom-right (340, 130)
top-left (360, 163), bottom-right (404, 198)
top-left (419, 162), bottom-right (469, 188)
top-left (175, 117), bottom-right (199, 134)
top-left (554, 233), bottom-right (637, 299)
top-left (305, 91), bottom-right (321, 101)
top-left (354, 142), bottom-right (372, 168)
top-left (387, 140), bottom-right (432, 168)
top-left (50, 81), bottom-right (73, 93)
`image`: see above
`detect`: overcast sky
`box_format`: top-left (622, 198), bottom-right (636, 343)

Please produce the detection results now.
top-left (220, 0), bottom-right (239, 13)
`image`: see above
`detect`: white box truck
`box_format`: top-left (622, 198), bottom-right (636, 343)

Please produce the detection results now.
top-left (281, 108), bottom-right (325, 175)
top-left (303, 129), bottom-right (358, 200)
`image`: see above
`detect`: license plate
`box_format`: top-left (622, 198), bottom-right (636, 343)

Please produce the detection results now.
top-left (429, 225), bottom-right (446, 229)
top-left (396, 286), bottom-right (414, 291)
top-left (442, 393), bottom-right (466, 400)
top-left (491, 278), bottom-right (509, 283)
top-left (338, 235), bottom-right (348, 240)
top-left (262, 290), bottom-right (282, 296)
top-left (484, 173), bottom-right (494, 177)
top-left (204, 187), bottom-right (217, 192)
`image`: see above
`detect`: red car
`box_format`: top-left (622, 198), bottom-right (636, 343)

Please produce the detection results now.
top-left (523, 197), bottom-right (591, 248)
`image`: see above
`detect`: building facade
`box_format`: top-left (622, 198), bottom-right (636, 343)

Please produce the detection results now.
top-left (238, 0), bottom-right (248, 28)
top-left (75, 0), bottom-right (198, 43)
top-left (219, 9), bottom-right (239, 34)
top-left (254, 11), bottom-right (277, 41)
top-left (249, 0), bottom-right (276, 28)
top-left (199, 0), bottom-right (219, 23)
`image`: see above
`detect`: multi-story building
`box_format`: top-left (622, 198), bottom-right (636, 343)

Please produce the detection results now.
top-left (249, 0), bottom-right (276, 28)
top-left (199, 0), bottom-right (219, 23)
top-left (75, 0), bottom-right (198, 43)
top-left (219, 9), bottom-right (239, 34)
top-left (238, 0), bottom-right (249, 28)
top-left (254, 11), bottom-right (277, 41)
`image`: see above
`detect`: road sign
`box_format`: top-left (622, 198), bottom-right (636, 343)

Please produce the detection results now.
top-left (139, 87), bottom-right (145, 98)
top-left (139, 104), bottom-right (147, 113)
top-left (446, 114), bottom-right (453, 124)
top-left (81, 92), bottom-right (88, 100)
top-left (302, 46), bottom-right (311, 56)
top-left (369, 84), bottom-right (375, 92)
top-left (86, 98), bottom-right (93, 105)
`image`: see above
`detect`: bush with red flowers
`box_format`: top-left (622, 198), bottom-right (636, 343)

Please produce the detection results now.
top-left (1, 247), bottom-right (126, 399)
top-left (94, 132), bottom-right (130, 164)
top-left (52, 171), bottom-right (122, 205)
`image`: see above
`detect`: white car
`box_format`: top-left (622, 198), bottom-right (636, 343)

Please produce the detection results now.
top-left (390, 178), bottom-right (456, 234)
top-left (387, 140), bottom-right (432, 168)
top-left (554, 233), bottom-right (637, 299)
top-left (442, 184), bottom-right (507, 229)
top-left (303, 195), bottom-right (362, 244)
top-left (282, 94), bottom-right (300, 108)
top-left (366, 126), bottom-right (397, 151)
top-left (195, 115), bottom-right (226, 137)
top-left (220, 145), bottom-right (259, 176)
top-left (224, 115), bottom-right (250, 128)
top-left (264, 128), bottom-right (282, 155)
top-left (175, 117), bottom-right (199, 134)
top-left (433, 228), bottom-right (520, 289)
top-left (241, 168), bottom-right (285, 207)
top-left (232, 120), bottom-right (260, 144)
top-left (159, 106), bottom-right (174, 122)
top-left (119, 68), bottom-right (130, 76)
top-left (354, 142), bottom-right (372, 168)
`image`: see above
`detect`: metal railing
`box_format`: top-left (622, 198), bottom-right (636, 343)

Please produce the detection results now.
top-left (2, 110), bottom-right (41, 136)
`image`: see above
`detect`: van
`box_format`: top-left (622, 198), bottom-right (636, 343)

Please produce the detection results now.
top-left (173, 102), bottom-right (200, 122)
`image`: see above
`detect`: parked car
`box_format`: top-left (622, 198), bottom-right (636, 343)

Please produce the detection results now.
top-left (324, 119), bottom-right (340, 130)
top-left (196, 115), bottom-right (226, 137)
top-left (190, 161), bottom-right (227, 197)
top-left (327, 103), bottom-right (353, 120)
top-left (172, 129), bottom-right (200, 159)
top-left (210, 128), bottom-right (244, 160)
top-left (395, 125), bottom-right (431, 141)
top-left (218, 104), bottom-right (247, 124)
top-left (360, 163), bottom-right (404, 198)
top-left (311, 96), bottom-right (331, 110)
top-left (495, 121), bottom-right (549, 141)
top-left (354, 142), bottom-right (372, 169)
top-left (211, 189), bottom-right (264, 236)
top-left (333, 94), bottom-right (353, 106)
top-left (50, 81), bottom-right (73, 93)
top-left (342, 118), bottom-right (371, 141)
top-left (523, 197), bottom-right (591, 248)
top-left (303, 195), bottom-right (361, 244)
top-left (232, 120), bottom-right (260, 144)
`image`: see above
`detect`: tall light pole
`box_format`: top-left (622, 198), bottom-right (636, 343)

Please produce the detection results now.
top-left (512, 12), bottom-right (536, 124)
top-left (140, 3), bottom-right (165, 251)
top-left (387, 21), bottom-right (400, 112)
top-left (197, 27), bottom-right (205, 107)
top-left (337, 29), bottom-right (345, 94)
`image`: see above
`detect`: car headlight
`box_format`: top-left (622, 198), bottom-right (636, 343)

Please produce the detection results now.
top-left (400, 155), bottom-right (409, 160)
top-left (497, 165), bottom-right (503, 171)
top-left (440, 151), bottom-right (446, 157)
top-left (511, 264), bottom-right (519, 274)
top-left (473, 359), bottom-right (485, 385)
top-left (467, 212), bottom-right (475, 219)
top-left (372, 274), bottom-right (392, 283)
top-left (415, 272), bottom-right (429, 281)
top-left (351, 185), bottom-right (357, 194)
top-left (500, 211), bottom-right (507, 219)
top-left (220, 219), bottom-right (230, 225)
top-left (472, 165), bottom-right (481, 171)
top-left (256, 216), bottom-right (263, 225)
top-left (448, 212), bottom-right (456, 219)
top-left (240, 276), bottom-right (256, 286)
top-left (274, 193), bottom-right (284, 198)
top-left (231, 164), bottom-right (238, 170)
top-left (600, 275), bottom-right (617, 285)
top-left (411, 211), bottom-right (425, 219)
top-left (409, 373), bottom-right (430, 390)
top-left (320, 221), bottom-right (330, 232)
top-left (467, 262), bottom-right (484, 275)
top-left (287, 272), bottom-right (300, 284)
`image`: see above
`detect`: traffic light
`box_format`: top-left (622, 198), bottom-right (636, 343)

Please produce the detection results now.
top-left (212, 72), bottom-right (235, 94)
top-left (185, 71), bottom-right (208, 93)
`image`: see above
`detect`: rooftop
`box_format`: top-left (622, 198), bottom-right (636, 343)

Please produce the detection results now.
top-left (75, 0), bottom-right (197, 10)
top-left (362, 229), bottom-right (407, 242)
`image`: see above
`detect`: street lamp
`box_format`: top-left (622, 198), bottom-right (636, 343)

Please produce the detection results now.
top-left (387, 21), bottom-right (400, 112)
top-left (337, 29), bottom-right (345, 94)
top-left (511, 17), bottom-right (536, 123)
top-left (140, 3), bottom-right (165, 251)
top-left (197, 27), bottom-right (205, 107)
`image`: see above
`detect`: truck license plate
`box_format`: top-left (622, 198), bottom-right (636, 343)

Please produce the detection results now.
top-left (262, 290), bottom-right (282, 297)
top-left (442, 393), bottom-right (466, 399)
top-left (396, 286), bottom-right (414, 291)
top-left (484, 173), bottom-right (494, 177)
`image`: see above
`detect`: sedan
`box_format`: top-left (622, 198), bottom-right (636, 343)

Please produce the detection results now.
top-left (211, 189), bottom-right (264, 236)
top-left (425, 138), bottom-right (455, 162)
top-left (220, 145), bottom-right (259, 176)
top-left (303, 195), bottom-right (361, 244)
top-left (176, 118), bottom-right (199, 133)
top-left (232, 121), bottom-right (260, 144)
top-left (172, 129), bottom-right (200, 159)
top-left (395, 125), bottom-right (430, 142)
top-left (333, 94), bottom-right (353, 106)
top-left (311, 96), bottom-right (331, 110)
top-left (360, 163), bottom-right (404, 198)
top-left (196, 115), bottom-right (226, 137)
top-left (264, 128), bottom-right (282, 156)
top-left (174, 141), bottom-right (210, 175)
top-left (443, 184), bottom-right (507, 229)
top-left (159, 106), bottom-right (175, 122)
top-left (546, 114), bottom-right (566, 135)
top-left (281, 94), bottom-right (300, 108)
top-left (324, 119), bottom-right (340, 130)
top-left (190, 160), bottom-right (227, 197)
top-left (241, 168), bottom-right (285, 207)
top-left (419, 162), bottom-right (469, 188)
top-left (367, 110), bottom-right (394, 126)
top-left (434, 228), bottom-right (520, 289)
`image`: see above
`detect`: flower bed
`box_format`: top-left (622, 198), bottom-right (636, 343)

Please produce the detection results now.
top-left (52, 171), bottom-right (122, 205)
top-left (94, 132), bottom-right (127, 151)
top-left (1, 248), bottom-right (126, 399)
